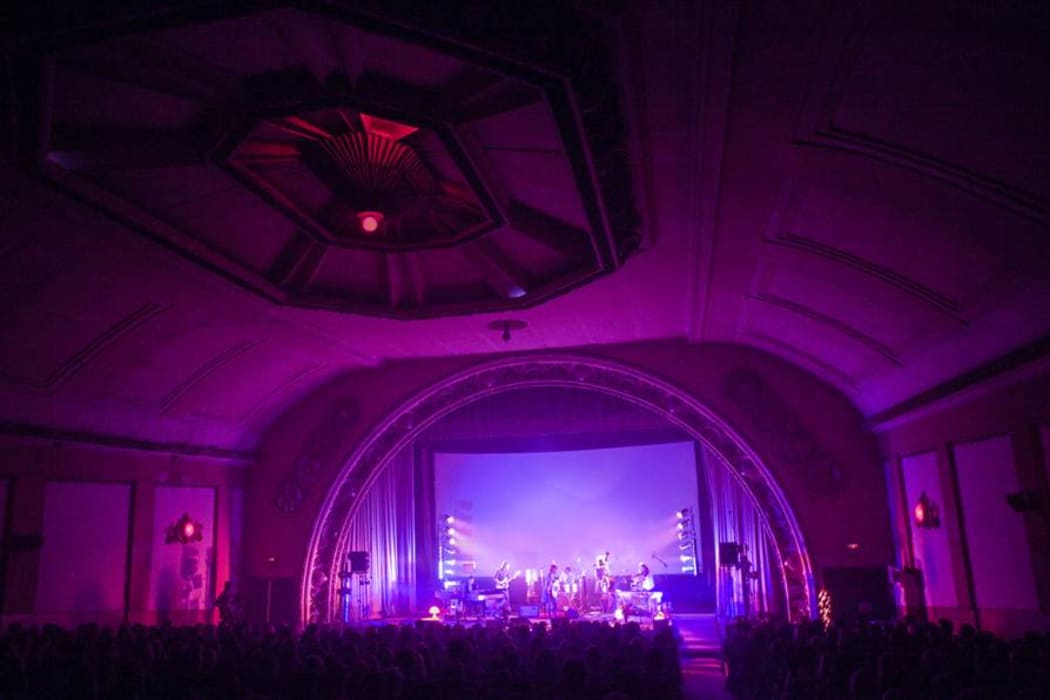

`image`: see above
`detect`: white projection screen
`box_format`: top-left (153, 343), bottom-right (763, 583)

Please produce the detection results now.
top-left (434, 441), bottom-right (700, 579)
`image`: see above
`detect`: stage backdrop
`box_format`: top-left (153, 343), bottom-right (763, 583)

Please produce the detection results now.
top-left (433, 441), bottom-right (700, 579)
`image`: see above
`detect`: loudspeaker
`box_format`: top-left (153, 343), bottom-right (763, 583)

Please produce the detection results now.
top-left (1006, 491), bottom-right (1041, 512)
top-left (718, 542), bottom-right (740, 566)
top-left (348, 550), bottom-right (371, 573)
top-left (243, 577), bottom-right (297, 626)
top-left (822, 567), bottom-right (895, 624)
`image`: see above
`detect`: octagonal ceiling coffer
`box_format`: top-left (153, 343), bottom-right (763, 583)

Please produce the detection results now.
top-left (23, 5), bottom-right (639, 318)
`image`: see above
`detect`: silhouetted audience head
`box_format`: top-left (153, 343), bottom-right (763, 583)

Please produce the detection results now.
top-left (0, 617), bottom-right (683, 699)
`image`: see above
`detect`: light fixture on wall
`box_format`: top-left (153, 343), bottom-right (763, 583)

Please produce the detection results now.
top-left (913, 492), bottom-right (940, 529)
top-left (165, 512), bottom-right (204, 544)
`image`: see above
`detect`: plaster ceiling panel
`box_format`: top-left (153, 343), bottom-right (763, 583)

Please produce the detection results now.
top-left (739, 301), bottom-right (890, 384)
top-left (782, 170), bottom-right (1042, 310)
top-left (161, 341), bottom-right (322, 421)
top-left (145, 11), bottom-right (301, 75)
top-left (347, 25), bottom-right (468, 87)
top-left (833, 5), bottom-right (1050, 200)
top-left (162, 188), bottom-right (296, 273)
top-left (92, 166), bottom-right (242, 214)
top-left (308, 248), bottom-right (386, 300)
top-left (51, 65), bottom-right (202, 129)
top-left (754, 256), bottom-right (956, 355)
top-left (486, 150), bottom-right (590, 229)
top-left (469, 101), bottom-right (562, 152)
top-left (58, 318), bottom-right (260, 406)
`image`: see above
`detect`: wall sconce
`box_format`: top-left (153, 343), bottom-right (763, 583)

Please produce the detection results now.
top-left (165, 512), bottom-right (204, 544)
top-left (913, 492), bottom-right (940, 529)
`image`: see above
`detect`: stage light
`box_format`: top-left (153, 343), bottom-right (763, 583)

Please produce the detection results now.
top-left (676, 522), bottom-right (685, 530)
top-left (445, 515), bottom-right (454, 524)
top-left (614, 608), bottom-right (625, 621)
top-left (428, 605), bottom-right (441, 617)
top-left (679, 554), bottom-right (693, 562)
top-left (447, 527), bottom-right (456, 536)
top-left (448, 537), bottom-right (456, 546)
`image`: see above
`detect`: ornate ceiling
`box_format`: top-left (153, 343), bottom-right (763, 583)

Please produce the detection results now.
top-left (18, 3), bottom-right (639, 317)
top-left (1, 1), bottom-right (1048, 450)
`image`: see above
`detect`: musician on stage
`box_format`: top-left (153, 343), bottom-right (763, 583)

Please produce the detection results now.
top-left (595, 553), bottom-right (613, 613)
top-left (544, 563), bottom-right (560, 617)
top-left (632, 562), bottom-right (654, 592)
top-left (494, 560), bottom-right (513, 615)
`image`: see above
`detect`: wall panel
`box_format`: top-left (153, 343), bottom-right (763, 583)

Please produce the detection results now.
top-left (953, 436), bottom-right (1038, 611)
top-left (900, 451), bottom-right (957, 608)
top-left (37, 481), bottom-right (131, 616)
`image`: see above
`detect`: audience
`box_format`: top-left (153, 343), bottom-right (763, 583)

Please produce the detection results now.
top-left (0, 618), bottom-right (681, 699)
top-left (722, 616), bottom-right (1050, 699)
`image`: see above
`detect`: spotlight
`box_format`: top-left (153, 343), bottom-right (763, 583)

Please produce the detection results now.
top-left (676, 522), bottom-right (685, 530)
top-left (356, 211), bottom-right (384, 234)
top-left (614, 608), bottom-right (625, 621)
top-left (679, 554), bottom-right (693, 562)
top-left (448, 538), bottom-right (457, 546)
top-left (445, 515), bottom-right (454, 524)
top-left (428, 605), bottom-right (441, 617)
top-left (447, 527), bottom-right (456, 536)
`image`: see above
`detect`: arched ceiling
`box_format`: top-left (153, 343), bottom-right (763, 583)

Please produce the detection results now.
top-left (2, 0), bottom-right (1048, 451)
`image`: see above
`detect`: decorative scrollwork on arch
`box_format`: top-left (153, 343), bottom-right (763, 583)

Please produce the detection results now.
top-left (301, 355), bottom-right (815, 623)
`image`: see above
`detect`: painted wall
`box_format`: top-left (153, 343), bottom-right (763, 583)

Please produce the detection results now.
top-left (879, 366), bottom-right (1050, 637)
top-left (0, 437), bottom-right (246, 626)
top-left (246, 340), bottom-right (893, 613)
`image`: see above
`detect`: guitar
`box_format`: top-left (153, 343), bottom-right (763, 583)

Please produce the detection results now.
top-left (494, 569), bottom-right (521, 591)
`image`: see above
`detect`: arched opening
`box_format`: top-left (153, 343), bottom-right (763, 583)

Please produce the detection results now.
top-left (301, 355), bottom-right (815, 624)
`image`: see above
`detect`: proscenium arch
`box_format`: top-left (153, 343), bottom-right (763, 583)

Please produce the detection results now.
top-left (301, 355), bottom-right (816, 623)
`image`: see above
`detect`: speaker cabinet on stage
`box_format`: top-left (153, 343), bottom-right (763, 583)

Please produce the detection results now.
top-left (718, 542), bottom-right (740, 566)
top-left (243, 577), bottom-right (297, 626)
top-left (822, 567), bottom-right (895, 625)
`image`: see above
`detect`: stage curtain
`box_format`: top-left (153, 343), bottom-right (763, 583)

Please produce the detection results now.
top-left (703, 447), bottom-right (780, 619)
top-left (345, 447), bottom-right (418, 617)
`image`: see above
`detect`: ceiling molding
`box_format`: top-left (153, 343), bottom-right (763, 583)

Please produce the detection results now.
top-left (748, 293), bottom-right (901, 366)
top-left (738, 328), bottom-right (859, 393)
top-left (793, 0), bottom-right (1050, 230)
top-left (160, 339), bottom-right (263, 412)
top-left (867, 333), bottom-right (1050, 429)
top-left (685, 0), bottom-right (740, 342)
top-left (0, 421), bottom-right (255, 463)
top-left (0, 302), bottom-right (171, 393)
top-left (766, 234), bottom-right (966, 323)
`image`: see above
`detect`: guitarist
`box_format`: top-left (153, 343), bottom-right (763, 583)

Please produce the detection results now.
top-left (494, 560), bottom-right (517, 615)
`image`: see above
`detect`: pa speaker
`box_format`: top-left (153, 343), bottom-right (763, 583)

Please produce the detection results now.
top-left (348, 550), bottom-right (371, 573)
top-left (718, 542), bottom-right (740, 566)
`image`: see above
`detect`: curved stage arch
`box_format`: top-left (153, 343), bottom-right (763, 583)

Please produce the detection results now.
top-left (301, 355), bottom-right (816, 623)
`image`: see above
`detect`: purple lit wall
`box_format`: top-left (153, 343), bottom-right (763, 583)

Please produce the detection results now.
top-left (37, 481), bottom-right (131, 620)
top-left (434, 441), bottom-right (699, 578)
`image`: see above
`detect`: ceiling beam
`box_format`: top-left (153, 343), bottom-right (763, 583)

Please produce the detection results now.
top-left (507, 200), bottom-right (593, 260)
top-left (461, 239), bottom-right (529, 300)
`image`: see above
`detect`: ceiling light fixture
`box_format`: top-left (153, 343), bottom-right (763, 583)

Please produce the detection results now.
top-left (357, 211), bottom-right (384, 234)
top-left (487, 319), bottom-right (527, 343)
